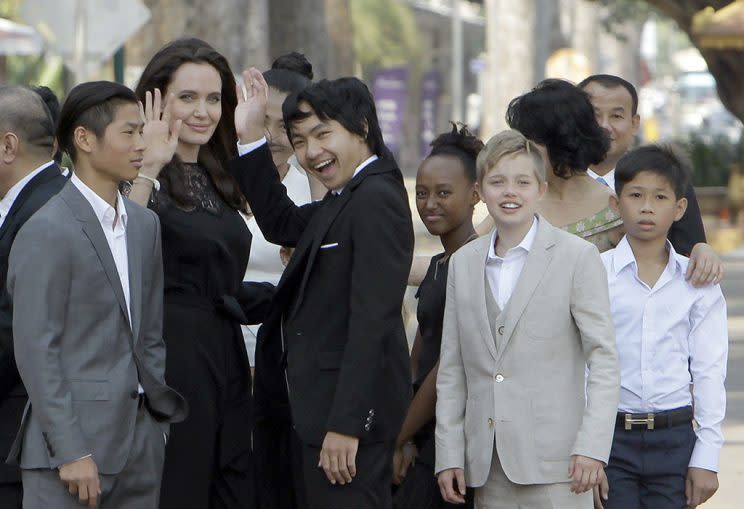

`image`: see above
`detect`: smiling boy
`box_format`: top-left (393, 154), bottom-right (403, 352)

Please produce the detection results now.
top-left (229, 72), bottom-right (414, 509)
top-left (436, 129), bottom-right (619, 509)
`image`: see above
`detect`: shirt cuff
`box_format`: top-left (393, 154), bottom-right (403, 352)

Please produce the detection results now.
top-left (688, 439), bottom-right (720, 472)
top-left (60, 454), bottom-right (92, 469)
top-left (237, 137), bottom-right (267, 156)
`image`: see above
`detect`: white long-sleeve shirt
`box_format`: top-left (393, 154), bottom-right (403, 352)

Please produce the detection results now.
top-left (601, 236), bottom-right (727, 471)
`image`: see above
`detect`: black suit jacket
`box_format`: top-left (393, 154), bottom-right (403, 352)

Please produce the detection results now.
top-left (668, 182), bottom-right (706, 257)
top-left (0, 163), bottom-right (67, 484)
top-left (228, 145), bottom-right (414, 446)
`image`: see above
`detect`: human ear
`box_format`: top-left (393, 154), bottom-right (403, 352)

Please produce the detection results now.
top-left (468, 184), bottom-right (480, 207)
top-left (536, 180), bottom-right (548, 200)
top-left (474, 181), bottom-right (484, 203)
top-left (73, 126), bottom-right (95, 155)
top-left (674, 197), bottom-right (688, 221)
top-left (609, 193), bottom-right (620, 214)
top-left (0, 132), bottom-right (19, 164)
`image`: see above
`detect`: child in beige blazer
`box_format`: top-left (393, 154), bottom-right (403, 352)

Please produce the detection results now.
top-left (435, 130), bottom-right (620, 509)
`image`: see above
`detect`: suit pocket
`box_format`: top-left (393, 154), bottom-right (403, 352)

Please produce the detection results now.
top-left (317, 350), bottom-right (344, 370)
top-left (68, 380), bottom-right (109, 401)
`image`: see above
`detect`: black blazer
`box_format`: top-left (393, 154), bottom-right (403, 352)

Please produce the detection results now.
top-left (669, 182), bottom-right (706, 257)
top-left (0, 163), bottom-right (67, 484)
top-left (228, 145), bottom-right (414, 446)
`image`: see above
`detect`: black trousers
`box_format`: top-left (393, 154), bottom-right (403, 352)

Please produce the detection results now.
top-left (0, 481), bottom-right (22, 509)
top-left (298, 439), bottom-right (395, 509)
top-left (604, 422), bottom-right (696, 509)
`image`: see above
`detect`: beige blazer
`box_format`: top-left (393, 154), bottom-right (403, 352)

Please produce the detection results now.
top-left (435, 216), bottom-right (619, 487)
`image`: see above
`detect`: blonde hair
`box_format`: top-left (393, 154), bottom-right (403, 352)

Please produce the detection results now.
top-left (476, 129), bottom-right (545, 184)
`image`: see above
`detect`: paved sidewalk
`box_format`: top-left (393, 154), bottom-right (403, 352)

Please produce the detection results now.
top-left (706, 254), bottom-right (744, 508)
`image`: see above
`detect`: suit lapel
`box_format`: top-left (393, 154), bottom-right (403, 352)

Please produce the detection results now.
top-left (498, 217), bottom-right (556, 357)
top-left (288, 191), bottom-right (350, 320)
top-left (125, 200), bottom-right (142, 341)
top-left (467, 236), bottom-right (499, 361)
top-left (61, 183), bottom-right (131, 329)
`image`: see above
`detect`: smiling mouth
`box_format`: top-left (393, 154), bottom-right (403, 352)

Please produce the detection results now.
top-left (187, 124), bottom-right (211, 132)
top-left (500, 202), bottom-right (521, 210)
top-left (312, 159), bottom-right (335, 174)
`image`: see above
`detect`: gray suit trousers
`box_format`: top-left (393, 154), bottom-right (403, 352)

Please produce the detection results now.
top-left (21, 405), bottom-right (165, 509)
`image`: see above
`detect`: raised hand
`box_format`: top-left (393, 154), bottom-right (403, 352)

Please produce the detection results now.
top-left (140, 88), bottom-right (182, 178)
top-left (235, 67), bottom-right (269, 144)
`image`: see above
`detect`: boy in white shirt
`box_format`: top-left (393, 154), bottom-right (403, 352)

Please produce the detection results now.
top-left (600, 145), bottom-right (727, 509)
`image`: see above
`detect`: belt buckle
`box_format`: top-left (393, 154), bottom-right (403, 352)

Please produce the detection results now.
top-left (624, 413), bottom-right (655, 430)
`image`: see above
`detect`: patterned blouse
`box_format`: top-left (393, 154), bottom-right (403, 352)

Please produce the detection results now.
top-left (561, 205), bottom-right (623, 253)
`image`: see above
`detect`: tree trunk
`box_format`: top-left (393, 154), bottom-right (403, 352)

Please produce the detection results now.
top-left (268, 0), bottom-right (354, 79)
top-left (644, 0), bottom-right (744, 122)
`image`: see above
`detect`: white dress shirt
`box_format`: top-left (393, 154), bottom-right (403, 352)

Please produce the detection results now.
top-left (587, 167), bottom-right (615, 191)
top-left (485, 217), bottom-right (539, 309)
top-left (601, 236), bottom-right (728, 471)
top-left (71, 174), bottom-right (131, 324)
top-left (0, 160), bottom-right (55, 229)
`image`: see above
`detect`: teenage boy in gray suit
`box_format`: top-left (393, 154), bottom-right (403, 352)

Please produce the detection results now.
top-left (6, 81), bottom-right (187, 508)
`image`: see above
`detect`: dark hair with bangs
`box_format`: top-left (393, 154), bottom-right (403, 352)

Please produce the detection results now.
top-left (57, 81), bottom-right (138, 162)
top-left (264, 52), bottom-right (313, 95)
top-left (282, 77), bottom-right (393, 160)
top-left (578, 74), bottom-right (639, 115)
top-left (135, 37), bottom-right (245, 211)
top-left (615, 144), bottom-right (690, 199)
top-left (506, 79), bottom-right (610, 179)
top-left (427, 122), bottom-right (483, 183)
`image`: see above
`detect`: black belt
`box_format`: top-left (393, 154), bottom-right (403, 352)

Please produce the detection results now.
top-left (616, 406), bottom-right (693, 431)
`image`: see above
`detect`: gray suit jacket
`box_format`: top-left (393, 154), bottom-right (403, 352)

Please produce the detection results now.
top-left (435, 216), bottom-right (620, 486)
top-left (6, 182), bottom-right (187, 475)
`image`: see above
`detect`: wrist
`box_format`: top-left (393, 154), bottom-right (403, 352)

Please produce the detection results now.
top-left (237, 128), bottom-right (266, 145)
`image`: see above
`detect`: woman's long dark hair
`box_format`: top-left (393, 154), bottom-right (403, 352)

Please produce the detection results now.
top-left (135, 37), bottom-right (245, 210)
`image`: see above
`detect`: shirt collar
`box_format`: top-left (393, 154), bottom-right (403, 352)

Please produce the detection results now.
top-left (332, 155), bottom-right (379, 195)
top-left (487, 216), bottom-right (539, 261)
top-left (70, 173), bottom-right (127, 230)
top-left (0, 160), bottom-right (55, 217)
top-left (612, 235), bottom-right (683, 276)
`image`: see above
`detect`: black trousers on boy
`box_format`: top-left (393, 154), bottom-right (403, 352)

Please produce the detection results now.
top-left (604, 410), bottom-right (696, 509)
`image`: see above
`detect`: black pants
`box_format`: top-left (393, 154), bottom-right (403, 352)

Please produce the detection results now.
top-left (0, 481), bottom-right (22, 509)
top-left (298, 439), bottom-right (394, 509)
top-left (604, 422), bottom-right (696, 509)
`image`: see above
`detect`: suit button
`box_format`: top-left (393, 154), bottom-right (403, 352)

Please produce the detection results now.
top-left (364, 423), bottom-right (371, 432)
top-left (487, 418), bottom-right (494, 427)
top-left (498, 326), bottom-right (504, 335)
top-left (368, 409), bottom-right (375, 416)
top-left (495, 374), bottom-right (504, 383)
top-left (130, 390), bottom-right (139, 399)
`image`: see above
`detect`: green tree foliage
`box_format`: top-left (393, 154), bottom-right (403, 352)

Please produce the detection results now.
top-left (350, 0), bottom-right (422, 77)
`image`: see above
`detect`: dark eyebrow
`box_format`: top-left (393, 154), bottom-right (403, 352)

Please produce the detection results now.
top-left (124, 121), bottom-right (144, 129)
top-left (291, 121), bottom-right (328, 140)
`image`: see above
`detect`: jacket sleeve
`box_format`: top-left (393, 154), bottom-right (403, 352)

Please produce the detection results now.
top-left (434, 257), bottom-right (467, 474)
top-left (8, 217), bottom-right (90, 468)
top-left (227, 143), bottom-right (322, 247)
top-left (668, 182), bottom-right (706, 257)
top-left (140, 210), bottom-right (167, 387)
top-left (569, 243), bottom-right (620, 464)
top-left (324, 181), bottom-right (414, 437)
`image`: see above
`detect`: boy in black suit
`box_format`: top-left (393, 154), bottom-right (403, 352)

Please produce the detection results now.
top-left (229, 70), bottom-right (414, 509)
top-left (0, 86), bottom-right (68, 508)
